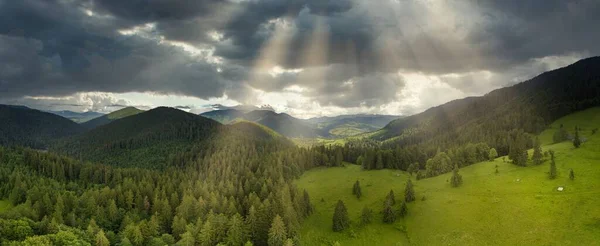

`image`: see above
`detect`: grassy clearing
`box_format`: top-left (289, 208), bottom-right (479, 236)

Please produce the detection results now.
top-left (297, 107), bottom-right (600, 245)
top-left (0, 200), bottom-right (11, 212)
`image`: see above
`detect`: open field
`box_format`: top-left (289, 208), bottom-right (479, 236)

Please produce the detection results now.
top-left (297, 107), bottom-right (600, 245)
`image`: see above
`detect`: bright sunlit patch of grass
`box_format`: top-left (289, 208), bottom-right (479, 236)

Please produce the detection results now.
top-left (297, 107), bottom-right (600, 245)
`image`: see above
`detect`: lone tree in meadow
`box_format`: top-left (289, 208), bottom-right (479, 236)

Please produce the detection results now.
top-left (573, 126), bottom-right (582, 148)
top-left (360, 206), bottom-right (373, 225)
top-left (398, 201), bottom-right (408, 218)
top-left (549, 150), bottom-right (557, 179)
top-left (488, 148), bottom-right (498, 161)
top-left (532, 137), bottom-right (543, 165)
top-left (450, 165), bottom-right (463, 187)
top-left (332, 200), bottom-right (350, 232)
top-left (553, 124), bottom-right (569, 143)
top-left (386, 190), bottom-right (396, 206)
top-left (302, 190), bottom-right (313, 216)
top-left (404, 179), bottom-right (415, 203)
top-left (382, 200), bottom-right (396, 224)
top-left (352, 180), bottom-right (362, 199)
top-left (569, 169), bottom-right (575, 180)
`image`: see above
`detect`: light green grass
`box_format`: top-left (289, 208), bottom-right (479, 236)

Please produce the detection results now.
top-left (297, 107), bottom-right (600, 245)
top-left (0, 200), bottom-right (11, 212)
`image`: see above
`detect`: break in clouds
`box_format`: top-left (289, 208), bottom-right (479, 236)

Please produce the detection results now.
top-left (0, 0), bottom-right (599, 117)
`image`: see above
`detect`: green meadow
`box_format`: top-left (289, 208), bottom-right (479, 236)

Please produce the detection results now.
top-left (296, 107), bottom-right (600, 245)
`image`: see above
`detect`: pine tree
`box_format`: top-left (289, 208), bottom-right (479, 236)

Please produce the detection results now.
top-left (386, 190), bottom-right (395, 205)
top-left (199, 220), bottom-right (214, 246)
top-left (532, 137), bottom-right (543, 165)
top-left (332, 200), bottom-right (350, 232)
top-left (404, 179), bottom-right (415, 203)
top-left (382, 200), bottom-right (395, 223)
top-left (574, 126), bottom-right (582, 148)
top-left (549, 150), bottom-right (557, 180)
top-left (553, 124), bottom-right (568, 143)
top-left (302, 190), bottom-right (313, 216)
top-left (352, 180), bottom-right (362, 199)
top-left (569, 169), bottom-right (575, 180)
top-left (398, 201), bottom-right (408, 218)
top-left (360, 206), bottom-right (373, 225)
top-left (450, 165), bottom-right (463, 187)
top-left (268, 215), bottom-right (287, 246)
top-left (95, 230), bottom-right (110, 246)
top-left (227, 213), bottom-right (247, 246)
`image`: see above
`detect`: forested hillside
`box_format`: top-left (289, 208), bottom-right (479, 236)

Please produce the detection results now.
top-left (0, 105), bottom-right (83, 149)
top-left (81, 107), bottom-right (143, 130)
top-left (331, 57), bottom-right (600, 179)
top-left (199, 109), bottom-right (246, 124)
top-left (0, 123), bottom-right (347, 245)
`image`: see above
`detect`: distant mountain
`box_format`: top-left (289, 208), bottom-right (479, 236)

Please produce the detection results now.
top-left (81, 107), bottom-right (143, 130)
top-left (47, 110), bottom-right (104, 123)
top-left (0, 104), bottom-right (84, 149)
top-left (307, 114), bottom-right (400, 138)
top-left (201, 109), bottom-right (324, 138)
top-left (374, 56), bottom-right (600, 155)
top-left (55, 107), bottom-right (292, 168)
top-left (200, 109), bottom-right (246, 124)
top-left (241, 110), bottom-right (323, 138)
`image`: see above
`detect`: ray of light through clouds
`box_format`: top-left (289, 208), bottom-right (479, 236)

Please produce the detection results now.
top-left (0, 0), bottom-right (598, 118)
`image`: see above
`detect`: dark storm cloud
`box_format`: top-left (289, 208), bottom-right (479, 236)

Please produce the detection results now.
top-left (1, 0), bottom-right (600, 112)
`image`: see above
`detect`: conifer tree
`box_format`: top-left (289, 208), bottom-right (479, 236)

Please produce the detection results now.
top-left (569, 169), bottom-right (575, 180)
top-left (398, 201), bottom-right (408, 218)
top-left (450, 165), bottom-right (463, 187)
top-left (386, 190), bottom-right (396, 205)
top-left (302, 190), bottom-right (313, 216)
top-left (227, 213), bottom-right (247, 246)
top-left (268, 215), bottom-right (287, 246)
top-left (382, 200), bottom-right (395, 224)
top-left (532, 137), bottom-right (543, 165)
top-left (360, 207), bottom-right (373, 225)
top-left (95, 230), bottom-right (110, 246)
top-left (574, 126), bottom-right (582, 148)
top-left (549, 150), bottom-right (557, 179)
top-left (352, 180), bottom-right (362, 199)
top-left (404, 179), bottom-right (415, 203)
top-left (332, 200), bottom-right (350, 232)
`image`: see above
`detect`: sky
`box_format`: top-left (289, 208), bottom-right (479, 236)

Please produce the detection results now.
top-left (0, 0), bottom-right (599, 119)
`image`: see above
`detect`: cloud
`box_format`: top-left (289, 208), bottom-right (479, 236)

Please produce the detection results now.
top-left (0, 0), bottom-right (599, 117)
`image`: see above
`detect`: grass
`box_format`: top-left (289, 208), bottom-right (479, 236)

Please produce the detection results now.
top-left (297, 107), bottom-right (600, 245)
top-left (0, 200), bottom-right (11, 212)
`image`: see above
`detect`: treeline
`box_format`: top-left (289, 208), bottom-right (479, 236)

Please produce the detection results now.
top-left (369, 56), bottom-right (600, 172)
top-left (0, 133), bottom-right (341, 245)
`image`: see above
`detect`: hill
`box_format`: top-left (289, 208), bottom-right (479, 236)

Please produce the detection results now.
top-left (243, 110), bottom-right (324, 138)
top-left (308, 114), bottom-right (400, 138)
top-left (54, 107), bottom-right (293, 168)
top-left (201, 109), bottom-right (325, 138)
top-left (81, 107), bottom-right (143, 130)
top-left (0, 104), bottom-right (84, 149)
top-left (200, 109), bottom-right (246, 124)
top-left (297, 107), bottom-right (600, 245)
top-left (373, 56), bottom-right (600, 155)
top-left (47, 110), bottom-right (104, 123)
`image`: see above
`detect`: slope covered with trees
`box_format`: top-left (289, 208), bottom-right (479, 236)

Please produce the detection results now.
top-left (0, 105), bottom-right (84, 149)
top-left (81, 107), bottom-right (143, 130)
top-left (329, 57), bottom-right (600, 178)
top-left (199, 109), bottom-right (246, 124)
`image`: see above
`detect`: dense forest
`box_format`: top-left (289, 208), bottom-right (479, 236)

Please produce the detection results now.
top-left (0, 105), bottom-right (84, 149)
top-left (0, 128), bottom-right (345, 245)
